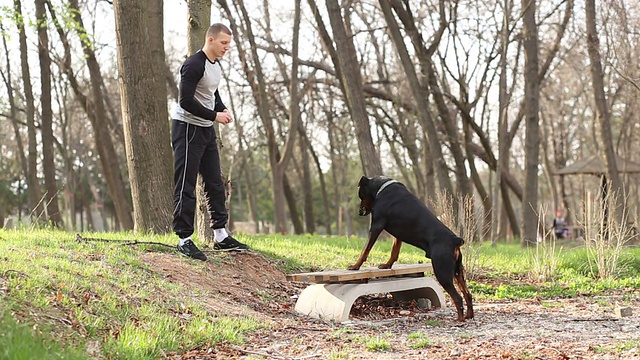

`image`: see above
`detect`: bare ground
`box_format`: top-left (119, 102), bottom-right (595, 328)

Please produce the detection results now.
top-left (141, 251), bottom-right (640, 360)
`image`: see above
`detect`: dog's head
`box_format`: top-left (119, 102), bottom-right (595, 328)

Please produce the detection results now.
top-left (358, 175), bottom-right (394, 216)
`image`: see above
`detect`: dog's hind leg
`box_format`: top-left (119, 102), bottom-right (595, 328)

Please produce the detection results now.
top-left (378, 237), bottom-right (402, 269)
top-left (454, 247), bottom-right (474, 319)
top-left (431, 250), bottom-right (465, 322)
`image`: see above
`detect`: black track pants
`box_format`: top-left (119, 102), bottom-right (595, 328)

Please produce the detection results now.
top-left (172, 120), bottom-right (228, 238)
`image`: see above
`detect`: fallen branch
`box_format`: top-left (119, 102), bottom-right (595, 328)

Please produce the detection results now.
top-left (231, 346), bottom-right (322, 360)
top-left (569, 317), bottom-right (618, 322)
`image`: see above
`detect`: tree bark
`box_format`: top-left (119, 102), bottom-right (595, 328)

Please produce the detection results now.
top-left (298, 126), bottom-right (316, 233)
top-left (114, 0), bottom-right (173, 233)
top-left (283, 174), bottom-right (304, 234)
top-left (520, 0), bottom-right (541, 247)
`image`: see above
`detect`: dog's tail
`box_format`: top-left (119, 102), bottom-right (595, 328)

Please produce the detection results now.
top-left (453, 236), bottom-right (464, 276)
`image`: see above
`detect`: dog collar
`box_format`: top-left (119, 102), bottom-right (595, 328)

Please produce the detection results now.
top-left (376, 180), bottom-right (398, 198)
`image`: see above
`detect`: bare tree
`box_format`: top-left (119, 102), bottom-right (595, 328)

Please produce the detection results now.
top-left (35, 0), bottom-right (63, 227)
top-left (585, 0), bottom-right (625, 223)
top-left (218, 0), bottom-right (303, 233)
top-left (114, 0), bottom-right (173, 232)
top-left (378, 0), bottom-right (455, 199)
top-left (14, 0), bottom-right (43, 221)
top-left (520, 0), bottom-right (541, 246)
top-left (0, 22), bottom-right (28, 207)
top-left (47, 0), bottom-right (134, 230)
top-left (325, 0), bottom-right (382, 176)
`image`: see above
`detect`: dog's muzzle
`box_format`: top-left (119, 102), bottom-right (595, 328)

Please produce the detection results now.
top-left (359, 199), bottom-right (373, 216)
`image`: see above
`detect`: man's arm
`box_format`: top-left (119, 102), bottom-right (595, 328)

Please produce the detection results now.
top-left (178, 55), bottom-right (217, 120)
top-left (213, 90), bottom-right (226, 112)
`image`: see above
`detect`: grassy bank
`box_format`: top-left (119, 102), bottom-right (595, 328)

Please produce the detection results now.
top-left (1, 228), bottom-right (639, 359)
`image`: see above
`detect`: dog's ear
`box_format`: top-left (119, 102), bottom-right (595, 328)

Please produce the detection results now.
top-left (358, 176), bottom-right (368, 187)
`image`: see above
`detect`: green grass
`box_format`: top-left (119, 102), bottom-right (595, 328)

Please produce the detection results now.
top-left (407, 332), bottom-right (431, 349)
top-left (0, 229), bottom-right (263, 360)
top-left (595, 338), bottom-right (640, 355)
top-left (360, 335), bottom-right (392, 351)
top-left (2, 229), bottom-right (640, 358)
top-left (0, 310), bottom-right (87, 360)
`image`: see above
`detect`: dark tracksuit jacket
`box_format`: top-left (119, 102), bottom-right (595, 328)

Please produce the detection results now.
top-left (171, 50), bottom-right (228, 239)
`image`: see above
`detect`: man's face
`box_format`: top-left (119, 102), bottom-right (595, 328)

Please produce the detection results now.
top-left (210, 32), bottom-right (232, 58)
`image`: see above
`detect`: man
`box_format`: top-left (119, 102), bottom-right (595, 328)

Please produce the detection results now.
top-left (552, 209), bottom-right (569, 239)
top-left (172, 23), bottom-right (248, 261)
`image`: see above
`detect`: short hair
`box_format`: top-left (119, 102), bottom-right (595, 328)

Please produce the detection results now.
top-left (207, 23), bottom-right (231, 38)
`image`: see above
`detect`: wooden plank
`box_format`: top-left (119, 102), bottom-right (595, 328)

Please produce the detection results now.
top-left (286, 263), bottom-right (433, 283)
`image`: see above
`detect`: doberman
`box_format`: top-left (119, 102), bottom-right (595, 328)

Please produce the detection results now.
top-left (349, 175), bottom-right (474, 322)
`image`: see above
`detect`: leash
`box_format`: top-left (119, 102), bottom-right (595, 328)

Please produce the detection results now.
top-left (376, 179), bottom-right (398, 198)
top-left (74, 234), bottom-right (246, 254)
top-left (75, 233), bottom-right (175, 249)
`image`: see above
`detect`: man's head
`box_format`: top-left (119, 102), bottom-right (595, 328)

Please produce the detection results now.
top-left (204, 23), bottom-right (232, 59)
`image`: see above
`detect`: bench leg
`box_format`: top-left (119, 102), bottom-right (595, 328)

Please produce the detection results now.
top-left (294, 277), bottom-right (446, 322)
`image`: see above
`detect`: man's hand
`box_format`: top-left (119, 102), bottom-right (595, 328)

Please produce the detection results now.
top-left (214, 110), bottom-right (233, 124)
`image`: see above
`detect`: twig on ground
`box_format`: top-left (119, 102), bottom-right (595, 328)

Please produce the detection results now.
top-left (42, 314), bottom-right (73, 326)
top-left (282, 325), bottom-right (329, 332)
top-left (231, 346), bottom-right (322, 360)
top-left (231, 346), bottom-right (287, 359)
top-left (295, 354), bottom-right (323, 359)
top-left (2, 270), bottom-right (30, 278)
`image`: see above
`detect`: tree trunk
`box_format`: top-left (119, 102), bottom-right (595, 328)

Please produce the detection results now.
top-left (325, 0), bottom-right (382, 176)
top-left (114, 0), bottom-right (173, 233)
top-left (47, 0), bottom-right (134, 230)
top-left (35, 0), bottom-right (63, 227)
top-left (585, 0), bottom-right (625, 223)
top-left (219, 0), bottom-right (302, 233)
top-left (298, 127), bottom-right (316, 233)
top-left (283, 174), bottom-right (304, 234)
top-left (15, 0), bottom-right (43, 221)
top-left (378, 0), bottom-right (454, 199)
top-left (0, 23), bottom-right (29, 210)
top-left (495, 0), bottom-right (512, 243)
top-left (520, 0), bottom-right (541, 247)
top-left (305, 130), bottom-right (332, 235)
top-left (183, 0), bottom-right (217, 242)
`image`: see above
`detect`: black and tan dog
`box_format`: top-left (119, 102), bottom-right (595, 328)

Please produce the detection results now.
top-left (350, 175), bottom-right (474, 321)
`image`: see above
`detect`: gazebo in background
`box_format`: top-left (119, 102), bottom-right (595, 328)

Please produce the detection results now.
top-left (555, 155), bottom-right (640, 238)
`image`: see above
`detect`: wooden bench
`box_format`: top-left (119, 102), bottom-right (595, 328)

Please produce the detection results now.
top-left (286, 264), bottom-right (446, 322)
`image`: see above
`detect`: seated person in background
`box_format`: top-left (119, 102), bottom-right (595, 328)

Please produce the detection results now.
top-left (553, 209), bottom-right (570, 239)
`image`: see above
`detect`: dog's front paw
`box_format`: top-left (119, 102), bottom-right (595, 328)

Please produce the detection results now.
top-left (347, 264), bottom-right (361, 270)
top-left (377, 263), bottom-right (392, 269)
